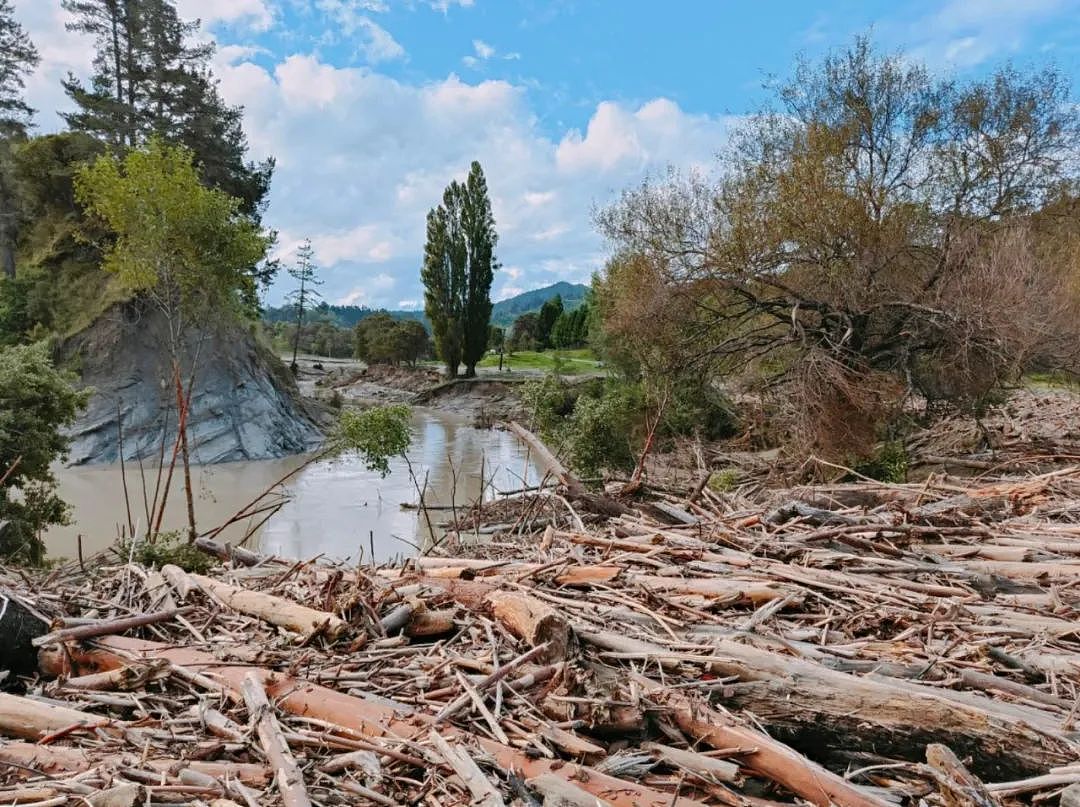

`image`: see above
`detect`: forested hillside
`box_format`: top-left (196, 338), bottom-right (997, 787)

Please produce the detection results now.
top-left (262, 281), bottom-right (589, 329)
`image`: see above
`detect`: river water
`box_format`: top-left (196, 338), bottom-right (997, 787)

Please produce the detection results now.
top-left (46, 410), bottom-right (541, 563)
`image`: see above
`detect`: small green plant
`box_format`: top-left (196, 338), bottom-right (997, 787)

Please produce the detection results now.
top-left (335, 404), bottom-right (412, 477)
top-left (117, 531), bottom-right (215, 573)
top-left (708, 469), bottom-right (740, 493)
top-left (854, 440), bottom-right (908, 483)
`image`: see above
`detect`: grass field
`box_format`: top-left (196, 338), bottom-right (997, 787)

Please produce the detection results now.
top-left (477, 348), bottom-right (602, 374)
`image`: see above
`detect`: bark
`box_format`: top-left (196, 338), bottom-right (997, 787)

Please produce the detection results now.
top-left (241, 672), bottom-right (312, 807)
top-left (189, 573), bottom-right (347, 640)
top-left (0, 742), bottom-right (270, 785)
top-left (636, 677), bottom-right (889, 807)
top-left (703, 639), bottom-right (1075, 779)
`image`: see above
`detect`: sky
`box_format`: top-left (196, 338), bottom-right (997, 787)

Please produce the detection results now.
top-left (15, 0), bottom-right (1080, 309)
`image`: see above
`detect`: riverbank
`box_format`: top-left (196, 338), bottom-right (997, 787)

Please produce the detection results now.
top-left (4, 418), bottom-right (1080, 805)
top-left (295, 355), bottom-right (531, 425)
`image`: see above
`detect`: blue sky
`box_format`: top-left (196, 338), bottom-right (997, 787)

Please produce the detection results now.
top-left (18, 0), bottom-right (1080, 308)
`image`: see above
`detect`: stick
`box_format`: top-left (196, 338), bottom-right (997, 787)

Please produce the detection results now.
top-left (240, 672), bottom-right (312, 807)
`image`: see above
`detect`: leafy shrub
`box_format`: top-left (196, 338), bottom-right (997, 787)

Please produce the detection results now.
top-left (564, 382), bottom-right (642, 477)
top-left (335, 404), bottom-right (412, 477)
top-left (116, 531), bottom-right (215, 573)
top-left (854, 440), bottom-right (908, 483)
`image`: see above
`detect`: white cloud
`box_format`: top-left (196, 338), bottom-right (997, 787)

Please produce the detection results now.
top-left (20, 10), bottom-right (733, 309)
top-left (176, 0), bottom-right (274, 31)
top-left (356, 17), bottom-right (406, 63)
top-left (901, 0), bottom-right (1073, 67)
top-left (463, 38), bottom-right (521, 68)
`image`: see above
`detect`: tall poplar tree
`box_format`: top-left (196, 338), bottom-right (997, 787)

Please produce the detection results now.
top-left (0, 0), bottom-right (40, 278)
top-left (421, 161), bottom-right (497, 378)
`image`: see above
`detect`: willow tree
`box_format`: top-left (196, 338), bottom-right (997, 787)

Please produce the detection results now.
top-left (598, 37), bottom-right (1080, 456)
top-left (421, 161), bottom-right (498, 378)
top-left (75, 138), bottom-right (270, 538)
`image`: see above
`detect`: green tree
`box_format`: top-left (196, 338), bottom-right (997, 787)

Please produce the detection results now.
top-left (460, 161), bottom-right (497, 377)
top-left (508, 312), bottom-right (538, 352)
top-left (286, 238), bottom-right (321, 372)
top-left (421, 160), bottom-right (498, 377)
top-left (488, 324), bottom-right (505, 370)
top-left (0, 0), bottom-right (40, 279)
top-left (536, 294), bottom-right (563, 349)
top-left (75, 138), bottom-right (270, 539)
top-left (62, 0), bottom-right (273, 217)
top-left (399, 319), bottom-right (430, 366)
top-left (0, 342), bottom-right (89, 563)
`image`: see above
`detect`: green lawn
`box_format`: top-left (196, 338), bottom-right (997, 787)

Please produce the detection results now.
top-left (477, 348), bottom-right (602, 374)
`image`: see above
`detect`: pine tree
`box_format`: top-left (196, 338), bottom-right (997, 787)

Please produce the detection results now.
top-left (421, 161), bottom-right (497, 378)
top-left (62, 0), bottom-right (273, 217)
top-left (0, 0), bottom-right (40, 278)
top-left (61, 0), bottom-right (136, 148)
top-left (286, 238), bottom-right (322, 372)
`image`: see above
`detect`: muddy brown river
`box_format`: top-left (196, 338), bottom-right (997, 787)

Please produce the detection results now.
top-left (47, 410), bottom-right (541, 563)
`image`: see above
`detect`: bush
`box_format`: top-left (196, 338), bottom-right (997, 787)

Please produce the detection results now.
top-left (335, 405), bottom-right (412, 477)
top-left (0, 342), bottom-right (88, 564)
top-left (564, 382), bottom-right (642, 477)
top-left (116, 531), bottom-right (216, 574)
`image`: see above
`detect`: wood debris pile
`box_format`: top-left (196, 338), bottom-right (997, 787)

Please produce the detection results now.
top-left (5, 436), bottom-right (1080, 805)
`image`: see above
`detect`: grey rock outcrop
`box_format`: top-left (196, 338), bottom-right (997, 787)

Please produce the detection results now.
top-left (62, 302), bottom-right (325, 466)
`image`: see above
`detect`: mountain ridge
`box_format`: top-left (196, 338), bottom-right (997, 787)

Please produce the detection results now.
top-left (263, 280), bottom-right (590, 329)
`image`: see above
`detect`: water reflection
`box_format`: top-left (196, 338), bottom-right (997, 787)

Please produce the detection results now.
top-left (47, 410), bottom-right (540, 564)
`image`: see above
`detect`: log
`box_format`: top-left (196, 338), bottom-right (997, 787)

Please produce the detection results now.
top-left (637, 677), bottom-right (889, 807)
top-left (926, 743), bottom-right (1000, 807)
top-left (485, 590), bottom-right (570, 663)
top-left (241, 672), bottom-right (312, 807)
top-left (0, 692), bottom-right (112, 740)
top-left (428, 729), bottom-right (506, 807)
top-left (32, 607), bottom-right (190, 647)
top-left (508, 422), bottom-right (630, 516)
top-left (703, 640), bottom-right (1075, 779)
top-left (190, 573), bottom-right (347, 640)
top-left (0, 742), bottom-right (269, 786)
top-left (60, 660), bottom-right (170, 691)
top-left (426, 579), bottom-right (570, 663)
top-left (640, 742), bottom-right (740, 783)
top-left (41, 637), bottom-right (708, 807)
top-left (527, 773), bottom-right (609, 806)
top-left (404, 608), bottom-right (456, 638)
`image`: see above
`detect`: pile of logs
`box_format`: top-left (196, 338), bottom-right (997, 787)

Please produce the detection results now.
top-left (4, 457), bottom-right (1080, 805)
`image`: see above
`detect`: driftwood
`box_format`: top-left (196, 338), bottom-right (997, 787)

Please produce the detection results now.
top-left (8, 454), bottom-right (1080, 806)
top-left (189, 572), bottom-right (347, 640)
top-left (508, 422), bottom-right (629, 517)
top-left (241, 672), bottom-right (312, 807)
top-left (39, 636), bottom-right (709, 807)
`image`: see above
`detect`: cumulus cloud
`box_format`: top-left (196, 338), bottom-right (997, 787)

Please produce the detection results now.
top-left (176, 0), bottom-right (275, 30)
top-left (20, 6), bottom-right (733, 309)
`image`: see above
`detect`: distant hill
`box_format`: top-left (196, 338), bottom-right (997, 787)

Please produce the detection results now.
top-left (263, 281), bottom-right (589, 330)
top-left (490, 281), bottom-right (589, 327)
